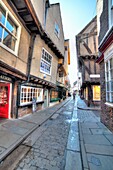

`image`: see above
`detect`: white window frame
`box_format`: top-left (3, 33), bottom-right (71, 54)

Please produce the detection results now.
top-left (105, 57), bottom-right (113, 104)
top-left (0, 0), bottom-right (21, 56)
top-left (54, 22), bottom-right (60, 38)
top-left (40, 48), bottom-right (52, 75)
top-left (109, 0), bottom-right (113, 28)
top-left (20, 86), bottom-right (43, 106)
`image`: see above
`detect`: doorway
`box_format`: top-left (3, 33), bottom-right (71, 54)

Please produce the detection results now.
top-left (44, 89), bottom-right (49, 108)
top-left (0, 83), bottom-right (10, 118)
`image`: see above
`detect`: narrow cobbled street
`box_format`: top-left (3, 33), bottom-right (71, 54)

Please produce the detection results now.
top-left (15, 99), bottom-right (76, 170)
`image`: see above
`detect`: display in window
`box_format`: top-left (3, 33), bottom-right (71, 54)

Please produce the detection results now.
top-left (0, 86), bottom-right (8, 104)
top-left (20, 86), bottom-right (43, 105)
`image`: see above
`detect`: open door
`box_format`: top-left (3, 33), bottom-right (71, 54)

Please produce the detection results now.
top-left (0, 83), bottom-right (10, 118)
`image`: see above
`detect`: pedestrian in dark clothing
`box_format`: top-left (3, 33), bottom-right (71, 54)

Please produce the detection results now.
top-left (73, 91), bottom-right (76, 100)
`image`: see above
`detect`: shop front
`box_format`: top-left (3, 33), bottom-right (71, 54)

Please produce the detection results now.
top-left (18, 83), bottom-right (44, 117)
top-left (0, 75), bottom-right (12, 119)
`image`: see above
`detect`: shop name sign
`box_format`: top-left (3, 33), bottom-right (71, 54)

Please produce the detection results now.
top-left (90, 74), bottom-right (100, 78)
top-left (0, 75), bottom-right (12, 81)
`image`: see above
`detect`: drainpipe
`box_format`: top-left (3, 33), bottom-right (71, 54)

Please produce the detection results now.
top-left (26, 33), bottom-right (36, 82)
top-left (16, 33), bottom-right (36, 118)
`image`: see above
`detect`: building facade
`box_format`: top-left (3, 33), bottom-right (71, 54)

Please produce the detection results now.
top-left (0, 0), bottom-right (68, 119)
top-left (97, 0), bottom-right (113, 131)
top-left (76, 16), bottom-right (100, 107)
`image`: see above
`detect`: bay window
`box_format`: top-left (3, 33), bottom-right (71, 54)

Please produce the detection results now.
top-left (105, 57), bottom-right (113, 103)
top-left (0, 1), bottom-right (21, 54)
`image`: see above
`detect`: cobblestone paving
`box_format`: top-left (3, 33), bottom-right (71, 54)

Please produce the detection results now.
top-left (15, 103), bottom-right (74, 170)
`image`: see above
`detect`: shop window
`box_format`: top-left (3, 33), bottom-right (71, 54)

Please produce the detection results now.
top-left (0, 1), bottom-right (21, 55)
top-left (51, 90), bottom-right (58, 99)
top-left (93, 85), bottom-right (100, 101)
top-left (86, 87), bottom-right (88, 100)
top-left (40, 48), bottom-right (52, 75)
top-left (20, 86), bottom-right (43, 106)
top-left (105, 57), bottom-right (113, 103)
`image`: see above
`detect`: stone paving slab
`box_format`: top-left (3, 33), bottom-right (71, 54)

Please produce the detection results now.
top-left (83, 134), bottom-right (111, 145)
top-left (4, 126), bottom-right (28, 136)
top-left (3, 120), bottom-right (36, 129)
top-left (82, 128), bottom-right (92, 134)
top-left (0, 130), bottom-right (21, 148)
top-left (65, 151), bottom-right (82, 170)
top-left (97, 122), bottom-right (109, 129)
top-left (85, 144), bottom-right (113, 156)
top-left (105, 134), bottom-right (113, 144)
top-left (91, 128), bottom-right (112, 135)
top-left (87, 153), bottom-right (113, 170)
top-left (81, 122), bottom-right (100, 129)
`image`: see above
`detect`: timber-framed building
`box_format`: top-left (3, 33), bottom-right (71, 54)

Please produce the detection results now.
top-left (76, 16), bottom-right (100, 107)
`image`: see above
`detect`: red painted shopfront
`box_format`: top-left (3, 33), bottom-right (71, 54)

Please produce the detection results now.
top-left (0, 83), bottom-right (10, 118)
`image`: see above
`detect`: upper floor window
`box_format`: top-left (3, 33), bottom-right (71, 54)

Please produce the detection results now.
top-left (54, 22), bottom-right (60, 38)
top-left (40, 48), bottom-right (52, 75)
top-left (105, 57), bottom-right (113, 103)
top-left (0, 1), bottom-right (21, 55)
top-left (109, 0), bottom-right (113, 27)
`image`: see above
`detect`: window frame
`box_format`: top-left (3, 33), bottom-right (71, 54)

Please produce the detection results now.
top-left (105, 57), bottom-right (113, 103)
top-left (20, 86), bottom-right (43, 106)
top-left (0, 0), bottom-right (21, 56)
top-left (40, 48), bottom-right (52, 75)
top-left (54, 22), bottom-right (60, 38)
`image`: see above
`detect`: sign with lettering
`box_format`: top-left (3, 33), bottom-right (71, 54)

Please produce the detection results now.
top-left (0, 75), bottom-right (12, 82)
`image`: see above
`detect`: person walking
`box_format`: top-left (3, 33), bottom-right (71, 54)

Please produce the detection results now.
top-left (73, 91), bottom-right (76, 100)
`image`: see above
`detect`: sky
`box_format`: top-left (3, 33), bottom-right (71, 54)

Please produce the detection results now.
top-left (50, 0), bottom-right (97, 86)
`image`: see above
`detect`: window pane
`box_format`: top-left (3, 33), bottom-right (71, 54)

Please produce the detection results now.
top-left (110, 58), bottom-right (113, 69)
top-left (3, 30), bottom-right (16, 51)
top-left (0, 5), bottom-right (6, 25)
top-left (6, 15), bottom-right (17, 36)
top-left (106, 82), bottom-right (109, 91)
top-left (106, 72), bottom-right (109, 81)
top-left (106, 62), bottom-right (108, 72)
top-left (110, 80), bottom-right (113, 91)
top-left (111, 93), bottom-right (113, 102)
top-left (110, 69), bottom-right (113, 79)
top-left (0, 26), bottom-right (3, 41)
